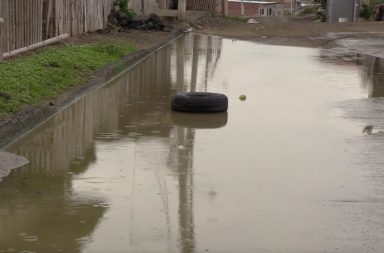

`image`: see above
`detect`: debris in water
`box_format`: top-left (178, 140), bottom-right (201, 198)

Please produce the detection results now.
top-left (248, 19), bottom-right (259, 24)
top-left (362, 125), bottom-right (374, 135)
top-left (22, 235), bottom-right (39, 242)
top-left (178, 145), bottom-right (186, 150)
top-left (239, 95), bottom-right (247, 101)
top-left (184, 27), bottom-right (194, 33)
top-left (0, 152), bottom-right (29, 180)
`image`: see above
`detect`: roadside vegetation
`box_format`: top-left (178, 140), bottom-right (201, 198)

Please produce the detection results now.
top-left (360, 0), bottom-right (384, 20)
top-left (0, 42), bottom-right (135, 117)
top-left (314, 0), bottom-right (327, 22)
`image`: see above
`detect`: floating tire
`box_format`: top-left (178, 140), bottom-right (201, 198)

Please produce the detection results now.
top-left (171, 92), bottom-right (228, 113)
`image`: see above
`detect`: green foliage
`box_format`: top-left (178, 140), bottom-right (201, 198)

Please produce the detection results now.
top-left (370, 0), bottom-right (384, 7)
top-left (116, 0), bottom-right (128, 10)
top-left (359, 3), bottom-right (372, 19)
top-left (301, 6), bottom-right (317, 15)
top-left (284, 9), bottom-right (292, 16)
top-left (314, 0), bottom-right (326, 21)
top-left (0, 43), bottom-right (136, 117)
top-left (314, 0), bottom-right (327, 9)
top-left (357, 0), bottom-right (384, 21)
top-left (315, 8), bottom-right (326, 22)
top-left (114, 0), bottom-right (135, 18)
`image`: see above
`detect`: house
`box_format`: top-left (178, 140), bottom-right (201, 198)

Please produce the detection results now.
top-left (127, 0), bottom-right (227, 20)
top-left (228, 0), bottom-right (285, 17)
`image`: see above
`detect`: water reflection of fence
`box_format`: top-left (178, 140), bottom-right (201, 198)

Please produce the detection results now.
top-left (9, 47), bottom-right (173, 175)
top-left (5, 34), bottom-right (227, 252)
top-left (362, 57), bottom-right (384, 98)
top-left (172, 34), bottom-right (223, 92)
top-left (10, 79), bottom-right (125, 174)
top-left (318, 50), bottom-right (384, 99)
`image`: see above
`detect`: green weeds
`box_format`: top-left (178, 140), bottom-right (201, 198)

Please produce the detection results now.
top-left (0, 42), bottom-right (136, 117)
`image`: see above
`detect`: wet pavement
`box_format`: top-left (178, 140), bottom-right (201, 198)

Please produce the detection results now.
top-left (1, 34), bottom-right (384, 252)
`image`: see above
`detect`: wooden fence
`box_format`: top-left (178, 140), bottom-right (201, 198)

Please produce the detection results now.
top-left (0, 0), bottom-right (114, 60)
top-left (53, 0), bottom-right (114, 37)
top-left (0, 0), bottom-right (44, 54)
top-left (187, 0), bottom-right (220, 12)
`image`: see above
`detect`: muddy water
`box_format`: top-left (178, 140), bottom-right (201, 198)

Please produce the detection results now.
top-left (1, 34), bottom-right (384, 252)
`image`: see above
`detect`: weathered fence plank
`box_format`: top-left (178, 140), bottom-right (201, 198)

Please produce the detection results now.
top-left (187, 0), bottom-right (220, 12)
top-left (0, 0), bottom-right (114, 58)
top-left (0, 0), bottom-right (44, 53)
top-left (0, 7), bottom-right (3, 61)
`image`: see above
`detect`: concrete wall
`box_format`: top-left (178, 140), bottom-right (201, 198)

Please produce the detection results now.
top-left (229, 2), bottom-right (259, 16)
top-left (327, 0), bottom-right (357, 22)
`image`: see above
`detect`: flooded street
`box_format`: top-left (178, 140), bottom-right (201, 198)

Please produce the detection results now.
top-left (1, 34), bottom-right (384, 252)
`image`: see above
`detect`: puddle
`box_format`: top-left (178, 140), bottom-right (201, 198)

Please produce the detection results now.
top-left (1, 34), bottom-right (384, 252)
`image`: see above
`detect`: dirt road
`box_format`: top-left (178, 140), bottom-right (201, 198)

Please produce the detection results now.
top-left (195, 16), bottom-right (384, 48)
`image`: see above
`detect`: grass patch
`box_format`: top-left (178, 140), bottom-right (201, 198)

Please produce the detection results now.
top-left (0, 42), bottom-right (136, 117)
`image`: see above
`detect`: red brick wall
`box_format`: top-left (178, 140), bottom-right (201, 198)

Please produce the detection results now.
top-left (228, 2), bottom-right (260, 16)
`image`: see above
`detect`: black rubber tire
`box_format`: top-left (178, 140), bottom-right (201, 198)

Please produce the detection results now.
top-left (171, 92), bottom-right (228, 113)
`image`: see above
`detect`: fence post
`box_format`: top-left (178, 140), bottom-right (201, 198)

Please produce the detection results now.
top-left (0, 17), bottom-right (4, 62)
top-left (178, 0), bottom-right (186, 21)
top-left (222, 0), bottom-right (228, 16)
top-left (158, 0), bottom-right (166, 9)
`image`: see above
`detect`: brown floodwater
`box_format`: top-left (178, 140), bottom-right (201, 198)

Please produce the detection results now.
top-left (1, 34), bottom-right (384, 253)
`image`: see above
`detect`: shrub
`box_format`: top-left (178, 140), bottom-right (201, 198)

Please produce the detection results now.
top-left (301, 6), bottom-right (317, 15)
top-left (114, 0), bottom-right (135, 18)
top-left (359, 3), bottom-right (371, 20)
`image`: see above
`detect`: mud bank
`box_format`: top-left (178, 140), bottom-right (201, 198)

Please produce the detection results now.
top-left (0, 28), bottom-right (186, 149)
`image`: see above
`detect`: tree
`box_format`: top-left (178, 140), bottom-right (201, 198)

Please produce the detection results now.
top-left (359, 2), bottom-right (372, 20)
top-left (314, 0), bottom-right (327, 9)
top-left (314, 0), bottom-right (327, 22)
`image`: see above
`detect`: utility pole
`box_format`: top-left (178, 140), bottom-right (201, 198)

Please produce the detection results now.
top-left (353, 0), bottom-right (357, 22)
top-left (178, 0), bottom-right (187, 21)
top-left (222, 0), bottom-right (228, 16)
top-left (0, 17), bottom-right (3, 62)
top-left (158, 0), bottom-right (166, 9)
top-left (141, 0), bottom-right (145, 16)
top-left (291, 0), bottom-right (297, 16)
